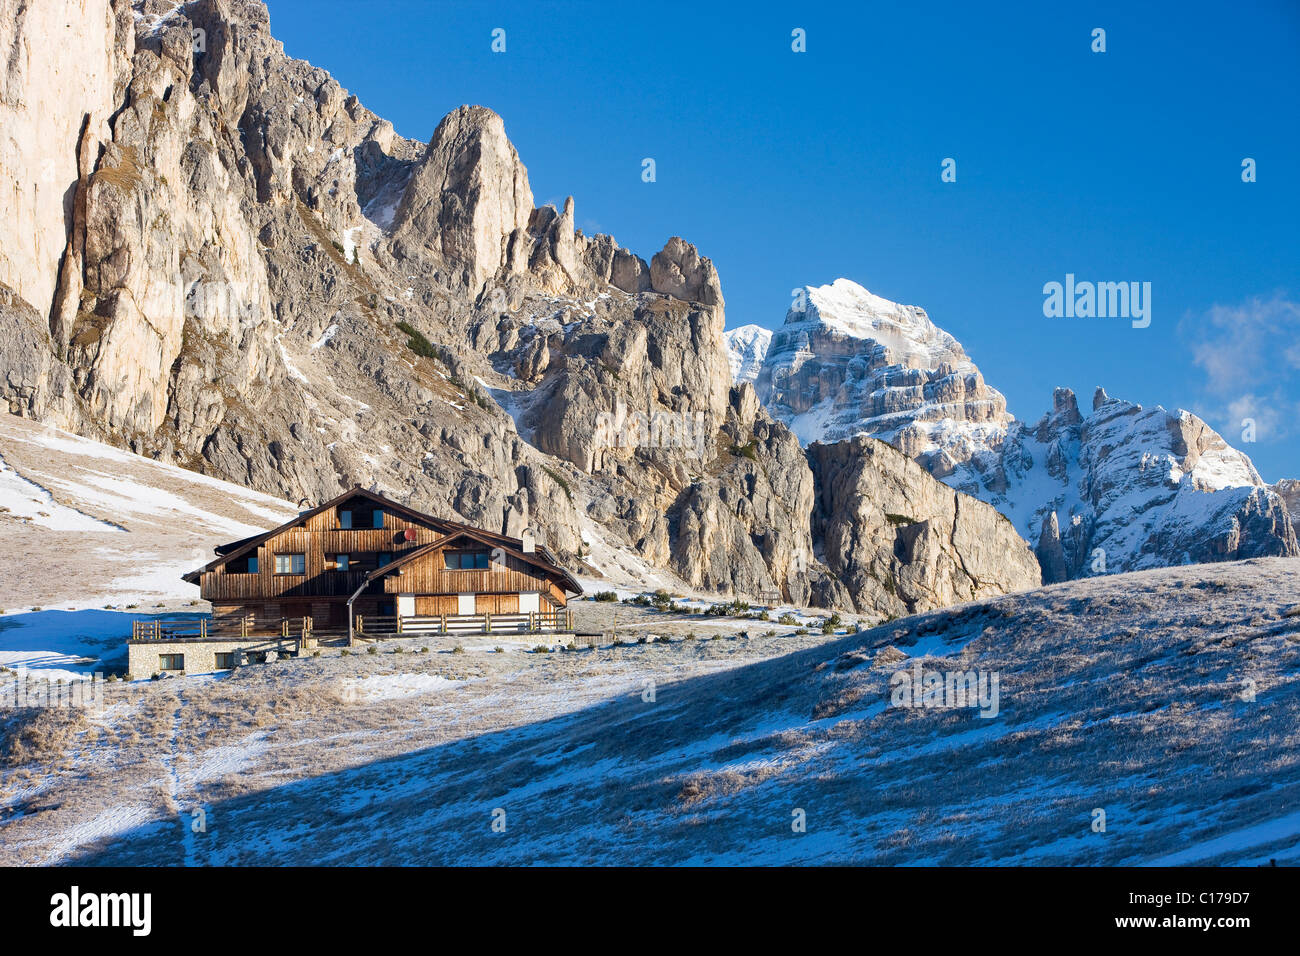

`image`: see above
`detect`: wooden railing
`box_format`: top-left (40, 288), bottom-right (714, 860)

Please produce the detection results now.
top-left (131, 615), bottom-right (301, 641)
top-left (132, 619), bottom-right (210, 641)
top-left (133, 608), bottom-right (575, 644)
top-left (355, 609), bottom-right (573, 636)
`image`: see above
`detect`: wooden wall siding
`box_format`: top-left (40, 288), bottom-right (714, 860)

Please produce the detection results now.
top-left (199, 497), bottom-right (572, 607)
top-left (379, 549), bottom-right (554, 598)
top-left (475, 593), bottom-right (520, 614)
top-left (415, 595), bottom-right (460, 616)
top-left (200, 498), bottom-right (449, 603)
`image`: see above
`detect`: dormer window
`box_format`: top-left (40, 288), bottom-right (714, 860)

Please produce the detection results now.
top-left (340, 507), bottom-right (384, 529)
top-left (226, 554), bottom-right (258, 574)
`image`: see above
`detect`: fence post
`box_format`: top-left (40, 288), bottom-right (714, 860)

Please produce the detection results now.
top-left (397, 614), bottom-right (403, 635)
top-left (440, 614), bottom-right (446, 635)
top-left (484, 612), bottom-right (491, 634)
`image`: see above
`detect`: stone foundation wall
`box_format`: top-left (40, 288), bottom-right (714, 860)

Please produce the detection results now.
top-left (128, 638), bottom-right (297, 678)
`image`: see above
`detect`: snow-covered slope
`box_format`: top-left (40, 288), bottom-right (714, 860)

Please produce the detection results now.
top-left (0, 412), bottom-right (301, 612)
top-left (723, 324), bottom-right (771, 385)
top-left (746, 279), bottom-right (1011, 474)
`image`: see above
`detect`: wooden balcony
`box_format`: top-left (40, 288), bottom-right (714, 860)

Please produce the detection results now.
top-left (132, 608), bottom-right (575, 649)
top-left (355, 609), bottom-right (573, 637)
top-left (132, 615), bottom-right (306, 641)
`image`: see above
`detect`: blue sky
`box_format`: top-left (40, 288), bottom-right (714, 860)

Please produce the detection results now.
top-left (265, 0), bottom-right (1299, 481)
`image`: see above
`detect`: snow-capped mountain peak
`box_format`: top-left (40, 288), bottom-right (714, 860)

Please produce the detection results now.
top-left (722, 324), bottom-right (771, 385)
top-left (793, 278), bottom-right (967, 370)
top-left (738, 278), bottom-right (1012, 475)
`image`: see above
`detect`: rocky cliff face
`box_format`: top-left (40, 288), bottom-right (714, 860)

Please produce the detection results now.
top-left (0, 0), bottom-right (127, 323)
top-left (1273, 479), bottom-right (1300, 542)
top-left (0, 0), bottom-right (1042, 617)
top-left (731, 281), bottom-right (1298, 579)
top-left (808, 437), bottom-right (1041, 616)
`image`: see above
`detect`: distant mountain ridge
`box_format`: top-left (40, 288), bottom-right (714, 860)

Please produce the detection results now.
top-left (727, 279), bottom-right (1298, 579)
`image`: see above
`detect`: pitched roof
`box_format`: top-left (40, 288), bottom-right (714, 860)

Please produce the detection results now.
top-left (182, 485), bottom-right (580, 593)
top-left (364, 527), bottom-right (582, 594)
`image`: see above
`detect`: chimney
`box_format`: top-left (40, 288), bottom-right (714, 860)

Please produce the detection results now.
top-left (521, 528), bottom-right (536, 553)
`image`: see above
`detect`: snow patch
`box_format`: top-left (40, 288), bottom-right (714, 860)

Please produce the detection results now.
top-left (311, 324), bottom-right (339, 350)
top-left (342, 674), bottom-right (468, 702)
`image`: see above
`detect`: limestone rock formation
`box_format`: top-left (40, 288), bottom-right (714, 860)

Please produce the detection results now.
top-left (0, 0), bottom-right (1045, 619)
top-left (649, 237), bottom-right (725, 324)
top-left (391, 105), bottom-right (534, 295)
top-left (1272, 479), bottom-right (1300, 541)
top-left (0, 0), bottom-right (129, 320)
top-left (0, 282), bottom-right (77, 422)
top-left (807, 437), bottom-right (1041, 616)
top-left (1035, 512), bottom-right (1069, 585)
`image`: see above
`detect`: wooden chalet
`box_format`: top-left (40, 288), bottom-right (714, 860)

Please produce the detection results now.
top-left (181, 486), bottom-right (582, 637)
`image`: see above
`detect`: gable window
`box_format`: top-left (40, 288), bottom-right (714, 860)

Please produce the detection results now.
top-left (226, 554), bottom-right (258, 574)
top-left (445, 550), bottom-right (491, 570)
top-left (340, 507), bottom-right (385, 530)
top-left (275, 553), bottom-right (306, 575)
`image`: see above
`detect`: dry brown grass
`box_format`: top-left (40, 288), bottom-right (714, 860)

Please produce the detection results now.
top-left (0, 708), bottom-right (91, 767)
top-left (6, 559), bottom-right (1300, 866)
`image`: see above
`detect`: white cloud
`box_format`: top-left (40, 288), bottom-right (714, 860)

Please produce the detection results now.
top-left (1183, 294), bottom-right (1300, 442)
